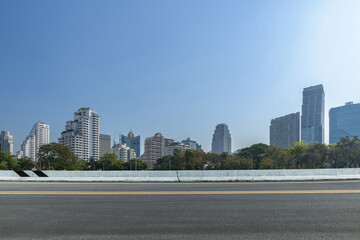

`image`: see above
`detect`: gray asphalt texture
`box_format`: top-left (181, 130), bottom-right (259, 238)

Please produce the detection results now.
top-left (1, 181), bottom-right (360, 239)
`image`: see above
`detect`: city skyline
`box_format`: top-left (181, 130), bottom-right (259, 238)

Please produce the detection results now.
top-left (1, 0), bottom-right (360, 153)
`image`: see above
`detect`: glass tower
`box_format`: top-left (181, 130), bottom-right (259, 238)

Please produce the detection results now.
top-left (329, 102), bottom-right (360, 144)
top-left (121, 130), bottom-right (140, 158)
top-left (211, 123), bottom-right (231, 154)
top-left (301, 84), bottom-right (325, 144)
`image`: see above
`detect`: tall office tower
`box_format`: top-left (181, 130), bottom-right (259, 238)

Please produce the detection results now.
top-left (20, 121), bottom-right (50, 160)
top-left (301, 84), bottom-right (325, 144)
top-left (112, 143), bottom-right (136, 162)
top-left (211, 123), bottom-right (231, 154)
top-left (121, 130), bottom-right (140, 158)
top-left (329, 102), bottom-right (360, 144)
top-left (143, 133), bottom-right (174, 169)
top-left (59, 107), bottom-right (100, 160)
top-left (100, 134), bottom-right (111, 157)
top-left (181, 138), bottom-right (202, 151)
top-left (0, 131), bottom-right (14, 154)
top-left (270, 112), bottom-right (300, 149)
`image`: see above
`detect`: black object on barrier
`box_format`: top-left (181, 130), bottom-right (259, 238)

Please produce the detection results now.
top-left (33, 171), bottom-right (48, 177)
top-left (14, 170), bottom-right (30, 177)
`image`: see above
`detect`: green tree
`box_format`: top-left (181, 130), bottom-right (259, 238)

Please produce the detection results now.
top-left (16, 157), bottom-right (35, 170)
top-left (153, 155), bottom-right (174, 170)
top-left (304, 144), bottom-right (328, 169)
top-left (37, 143), bottom-right (79, 170)
top-left (100, 153), bottom-right (124, 170)
top-left (223, 155), bottom-right (252, 170)
top-left (203, 153), bottom-right (223, 170)
top-left (329, 137), bottom-right (360, 168)
top-left (266, 146), bottom-right (289, 169)
top-left (236, 143), bottom-right (269, 169)
top-left (123, 159), bottom-right (148, 170)
top-left (288, 141), bottom-right (307, 169)
top-left (188, 150), bottom-right (206, 170)
top-left (0, 149), bottom-right (18, 170)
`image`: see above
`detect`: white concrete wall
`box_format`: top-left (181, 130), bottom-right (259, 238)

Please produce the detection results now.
top-left (1, 169), bottom-right (360, 182)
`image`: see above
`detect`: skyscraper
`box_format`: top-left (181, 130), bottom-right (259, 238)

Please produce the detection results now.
top-left (121, 130), bottom-right (140, 158)
top-left (329, 102), bottom-right (360, 144)
top-left (301, 84), bottom-right (325, 144)
top-left (100, 134), bottom-right (111, 157)
top-left (59, 107), bottom-right (100, 160)
top-left (270, 112), bottom-right (300, 149)
top-left (19, 121), bottom-right (50, 160)
top-left (211, 123), bottom-right (231, 154)
top-left (0, 131), bottom-right (13, 154)
top-left (143, 133), bottom-right (174, 169)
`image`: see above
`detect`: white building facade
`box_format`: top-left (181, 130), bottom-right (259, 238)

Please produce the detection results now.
top-left (59, 107), bottom-right (100, 160)
top-left (19, 121), bottom-right (50, 160)
top-left (112, 143), bottom-right (136, 162)
top-left (164, 142), bottom-right (189, 156)
top-left (0, 131), bottom-right (14, 154)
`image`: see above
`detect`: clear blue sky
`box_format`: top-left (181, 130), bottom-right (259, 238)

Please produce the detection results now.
top-left (1, 0), bottom-right (360, 153)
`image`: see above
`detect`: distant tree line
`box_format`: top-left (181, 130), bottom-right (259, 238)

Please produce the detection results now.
top-left (153, 136), bottom-right (360, 170)
top-left (1, 137), bottom-right (360, 170)
top-left (0, 143), bottom-right (148, 171)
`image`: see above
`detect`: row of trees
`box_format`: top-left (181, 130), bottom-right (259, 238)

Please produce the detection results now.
top-left (0, 143), bottom-right (148, 170)
top-left (0, 150), bottom-right (35, 170)
top-left (1, 137), bottom-right (360, 170)
top-left (153, 137), bottom-right (360, 170)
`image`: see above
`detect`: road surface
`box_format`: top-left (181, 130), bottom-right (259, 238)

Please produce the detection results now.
top-left (0, 181), bottom-right (360, 239)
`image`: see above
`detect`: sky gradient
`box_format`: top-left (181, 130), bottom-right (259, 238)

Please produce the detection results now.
top-left (1, 0), bottom-right (360, 153)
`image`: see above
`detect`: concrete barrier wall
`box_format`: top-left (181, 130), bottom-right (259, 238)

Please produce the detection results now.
top-left (0, 171), bottom-right (21, 178)
top-left (1, 168), bottom-right (360, 182)
top-left (42, 170), bottom-right (179, 182)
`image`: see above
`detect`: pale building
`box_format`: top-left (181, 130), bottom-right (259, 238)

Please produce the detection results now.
top-left (181, 138), bottom-right (202, 151)
top-left (164, 142), bottom-right (189, 156)
top-left (59, 107), bottom-right (100, 160)
top-left (112, 143), bottom-right (136, 162)
top-left (20, 121), bottom-right (50, 161)
top-left (0, 131), bottom-right (14, 154)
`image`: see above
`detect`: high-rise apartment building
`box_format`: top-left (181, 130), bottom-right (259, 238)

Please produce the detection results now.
top-left (143, 133), bottom-right (174, 169)
top-left (100, 134), bottom-right (111, 157)
top-left (181, 138), bottom-right (202, 151)
top-left (121, 130), bottom-right (140, 158)
top-left (329, 102), bottom-right (360, 144)
top-left (19, 121), bottom-right (50, 160)
top-left (59, 107), bottom-right (100, 160)
top-left (301, 84), bottom-right (325, 144)
top-left (112, 143), bottom-right (136, 162)
top-left (270, 112), bottom-right (300, 149)
top-left (211, 123), bottom-right (231, 154)
top-left (0, 131), bottom-right (14, 154)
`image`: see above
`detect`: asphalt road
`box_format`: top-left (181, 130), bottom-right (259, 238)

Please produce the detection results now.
top-left (1, 181), bottom-right (360, 239)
